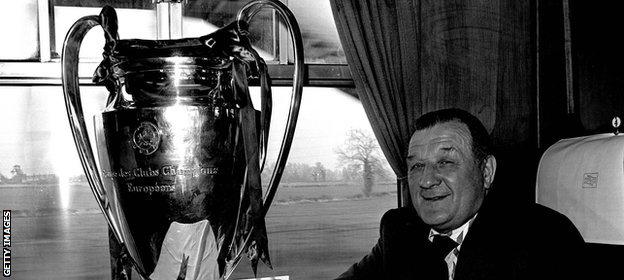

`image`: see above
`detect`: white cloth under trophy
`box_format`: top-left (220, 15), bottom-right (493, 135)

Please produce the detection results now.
top-left (150, 220), bottom-right (220, 280)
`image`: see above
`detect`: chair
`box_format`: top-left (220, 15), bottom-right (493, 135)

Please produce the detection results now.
top-left (536, 133), bottom-right (624, 278)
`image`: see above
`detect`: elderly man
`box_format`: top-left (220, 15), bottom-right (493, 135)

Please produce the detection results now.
top-left (336, 108), bottom-right (585, 280)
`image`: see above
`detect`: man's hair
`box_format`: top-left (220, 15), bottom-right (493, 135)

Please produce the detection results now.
top-left (414, 108), bottom-right (494, 168)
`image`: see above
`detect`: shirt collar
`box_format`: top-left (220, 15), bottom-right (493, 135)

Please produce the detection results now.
top-left (427, 214), bottom-right (477, 248)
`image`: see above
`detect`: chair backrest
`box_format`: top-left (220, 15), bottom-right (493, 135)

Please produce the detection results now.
top-left (536, 133), bottom-right (624, 245)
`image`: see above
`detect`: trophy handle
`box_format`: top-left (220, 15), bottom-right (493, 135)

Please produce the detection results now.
top-left (237, 0), bottom-right (305, 217)
top-left (60, 6), bottom-right (128, 257)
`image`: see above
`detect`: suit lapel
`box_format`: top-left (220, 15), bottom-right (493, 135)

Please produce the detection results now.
top-left (453, 200), bottom-right (504, 280)
top-left (454, 213), bottom-right (489, 280)
top-left (453, 197), bottom-right (529, 280)
top-left (408, 215), bottom-right (451, 280)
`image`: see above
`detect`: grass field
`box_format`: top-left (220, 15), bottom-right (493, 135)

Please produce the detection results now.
top-left (2, 182), bottom-right (397, 279)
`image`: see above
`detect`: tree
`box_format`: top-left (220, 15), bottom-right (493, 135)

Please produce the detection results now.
top-left (335, 129), bottom-right (389, 196)
top-left (280, 162), bottom-right (315, 183)
top-left (10, 165), bottom-right (26, 183)
top-left (311, 162), bottom-right (327, 182)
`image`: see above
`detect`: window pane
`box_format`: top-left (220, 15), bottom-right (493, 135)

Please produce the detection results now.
top-left (0, 0), bottom-right (39, 60)
top-left (183, 0), bottom-right (274, 61)
top-left (51, 0), bottom-right (276, 61)
top-left (184, 0), bottom-right (346, 64)
top-left (0, 85), bottom-right (391, 279)
top-left (183, 0), bottom-right (345, 64)
top-left (0, 86), bottom-right (111, 279)
top-left (52, 0), bottom-right (156, 59)
top-left (288, 0), bottom-right (346, 64)
top-left (49, 0), bottom-right (345, 64)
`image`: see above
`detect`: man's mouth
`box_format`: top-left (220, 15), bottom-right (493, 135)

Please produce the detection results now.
top-left (421, 193), bottom-right (450, 201)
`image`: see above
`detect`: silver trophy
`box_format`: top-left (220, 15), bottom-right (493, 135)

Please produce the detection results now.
top-left (61, 1), bottom-right (303, 279)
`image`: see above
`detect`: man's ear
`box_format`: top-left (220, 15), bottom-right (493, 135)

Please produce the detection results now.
top-left (482, 155), bottom-right (497, 190)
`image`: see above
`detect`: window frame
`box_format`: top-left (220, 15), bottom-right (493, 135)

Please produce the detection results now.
top-left (0, 0), bottom-right (354, 88)
top-left (0, 62), bottom-right (354, 87)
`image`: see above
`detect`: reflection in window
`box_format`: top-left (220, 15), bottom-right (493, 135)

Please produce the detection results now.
top-left (0, 0), bottom-right (39, 60)
top-left (183, 0), bottom-right (274, 60)
top-left (0, 85), bottom-right (395, 279)
top-left (288, 0), bottom-right (346, 64)
top-left (52, 2), bottom-right (157, 59)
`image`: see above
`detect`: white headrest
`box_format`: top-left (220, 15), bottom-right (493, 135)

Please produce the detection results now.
top-left (536, 133), bottom-right (624, 244)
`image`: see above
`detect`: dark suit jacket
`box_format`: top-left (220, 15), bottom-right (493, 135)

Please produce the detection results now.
top-left (336, 197), bottom-right (585, 280)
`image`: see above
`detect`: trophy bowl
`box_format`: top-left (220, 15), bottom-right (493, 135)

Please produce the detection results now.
top-left (61, 1), bottom-right (304, 279)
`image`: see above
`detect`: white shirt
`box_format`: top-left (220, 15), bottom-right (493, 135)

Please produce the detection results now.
top-left (427, 215), bottom-right (476, 280)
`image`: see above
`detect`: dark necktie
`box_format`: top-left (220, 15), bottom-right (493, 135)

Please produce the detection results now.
top-left (431, 235), bottom-right (459, 280)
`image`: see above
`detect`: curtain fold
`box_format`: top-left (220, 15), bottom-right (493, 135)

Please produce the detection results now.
top-left (330, 0), bottom-right (422, 206)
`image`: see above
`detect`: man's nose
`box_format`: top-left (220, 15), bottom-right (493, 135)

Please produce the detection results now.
top-left (419, 165), bottom-right (441, 189)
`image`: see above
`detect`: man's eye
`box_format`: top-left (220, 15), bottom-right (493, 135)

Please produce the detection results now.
top-left (438, 160), bottom-right (453, 167)
top-left (411, 163), bottom-right (425, 171)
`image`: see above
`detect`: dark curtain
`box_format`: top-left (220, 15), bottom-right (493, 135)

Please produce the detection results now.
top-left (330, 0), bottom-right (536, 205)
top-left (330, 0), bottom-right (422, 205)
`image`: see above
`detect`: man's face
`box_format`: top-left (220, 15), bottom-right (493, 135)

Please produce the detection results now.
top-left (407, 121), bottom-right (491, 233)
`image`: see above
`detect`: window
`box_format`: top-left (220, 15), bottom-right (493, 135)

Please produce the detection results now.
top-left (232, 87), bottom-right (396, 280)
top-left (0, 1), bottom-right (394, 279)
top-left (0, 1), bottom-right (40, 60)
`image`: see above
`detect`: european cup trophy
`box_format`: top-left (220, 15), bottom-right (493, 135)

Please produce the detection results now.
top-left (61, 1), bottom-right (303, 279)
